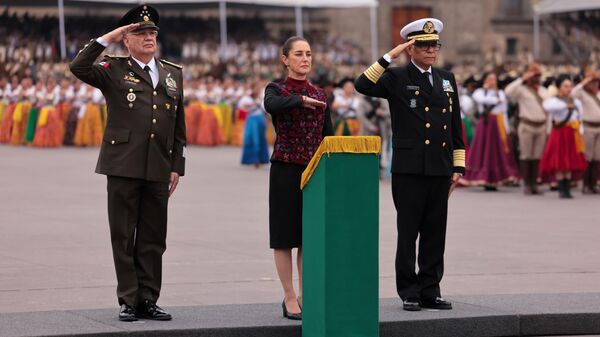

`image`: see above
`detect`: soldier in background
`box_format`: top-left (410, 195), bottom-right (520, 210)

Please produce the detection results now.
top-left (505, 63), bottom-right (548, 195)
top-left (572, 69), bottom-right (600, 194)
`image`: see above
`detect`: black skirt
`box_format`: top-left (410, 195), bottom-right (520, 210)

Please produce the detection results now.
top-left (269, 161), bottom-right (306, 249)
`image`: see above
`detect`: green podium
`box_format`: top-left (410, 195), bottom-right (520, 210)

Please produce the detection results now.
top-left (301, 136), bottom-right (381, 337)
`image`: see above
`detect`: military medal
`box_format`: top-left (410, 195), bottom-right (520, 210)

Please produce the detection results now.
top-left (442, 79), bottom-right (454, 92)
top-left (127, 93), bottom-right (136, 102)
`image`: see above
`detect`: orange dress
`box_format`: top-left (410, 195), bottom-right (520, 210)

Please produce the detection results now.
top-left (195, 103), bottom-right (224, 146)
top-left (0, 103), bottom-right (17, 143)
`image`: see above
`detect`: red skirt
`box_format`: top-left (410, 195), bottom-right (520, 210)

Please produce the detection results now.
top-left (540, 126), bottom-right (587, 175)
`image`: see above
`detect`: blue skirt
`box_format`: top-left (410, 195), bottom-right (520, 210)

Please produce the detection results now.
top-left (241, 113), bottom-right (270, 165)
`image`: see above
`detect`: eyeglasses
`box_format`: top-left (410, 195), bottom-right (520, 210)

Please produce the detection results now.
top-left (414, 41), bottom-right (442, 51)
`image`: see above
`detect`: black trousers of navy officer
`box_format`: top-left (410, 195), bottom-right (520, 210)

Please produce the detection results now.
top-left (107, 176), bottom-right (169, 306)
top-left (392, 174), bottom-right (451, 301)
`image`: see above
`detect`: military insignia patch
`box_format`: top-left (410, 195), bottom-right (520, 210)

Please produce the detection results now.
top-left (98, 61), bottom-right (109, 69)
top-left (127, 93), bottom-right (136, 102)
top-left (410, 99), bottom-right (417, 108)
top-left (166, 77), bottom-right (177, 91)
top-left (442, 79), bottom-right (454, 92)
top-left (423, 21), bottom-right (435, 34)
top-left (123, 75), bottom-right (139, 84)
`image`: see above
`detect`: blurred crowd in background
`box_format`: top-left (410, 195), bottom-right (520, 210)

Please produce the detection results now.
top-left (2, 10), bottom-right (600, 193)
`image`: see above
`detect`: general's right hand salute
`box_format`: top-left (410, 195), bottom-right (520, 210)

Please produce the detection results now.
top-left (100, 23), bottom-right (140, 44)
top-left (386, 39), bottom-right (415, 60)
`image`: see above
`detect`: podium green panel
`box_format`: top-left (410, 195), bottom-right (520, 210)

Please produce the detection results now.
top-left (302, 136), bottom-right (380, 337)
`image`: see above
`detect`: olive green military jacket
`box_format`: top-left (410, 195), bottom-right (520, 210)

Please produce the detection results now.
top-left (70, 39), bottom-right (186, 182)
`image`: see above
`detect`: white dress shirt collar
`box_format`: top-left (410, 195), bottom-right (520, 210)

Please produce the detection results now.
top-left (131, 56), bottom-right (157, 73)
top-left (131, 56), bottom-right (158, 88)
top-left (411, 59), bottom-right (432, 74)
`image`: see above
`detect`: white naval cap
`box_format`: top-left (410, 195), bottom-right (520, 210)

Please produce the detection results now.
top-left (400, 18), bottom-right (443, 41)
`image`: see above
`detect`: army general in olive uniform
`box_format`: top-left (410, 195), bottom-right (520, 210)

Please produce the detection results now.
top-left (355, 18), bottom-right (465, 312)
top-left (70, 5), bottom-right (185, 321)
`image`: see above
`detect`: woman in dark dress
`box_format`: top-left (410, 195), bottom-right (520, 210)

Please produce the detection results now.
top-left (263, 36), bottom-right (333, 320)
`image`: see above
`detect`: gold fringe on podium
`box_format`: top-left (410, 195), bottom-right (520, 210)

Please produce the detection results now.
top-left (301, 136), bottom-right (381, 189)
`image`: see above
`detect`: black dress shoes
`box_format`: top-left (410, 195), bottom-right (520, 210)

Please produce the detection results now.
top-left (135, 299), bottom-right (173, 320)
top-left (119, 304), bottom-right (138, 321)
top-left (282, 300), bottom-right (302, 320)
top-left (402, 298), bottom-right (421, 311)
top-left (421, 297), bottom-right (452, 310)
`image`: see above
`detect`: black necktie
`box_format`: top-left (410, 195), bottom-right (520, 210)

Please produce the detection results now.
top-left (143, 65), bottom-right (153, 87)
top-left (423, 71), bottom-right (433, 91)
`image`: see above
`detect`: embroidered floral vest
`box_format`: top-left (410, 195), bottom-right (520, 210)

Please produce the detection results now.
top-left (271, 78), bottom-right (327, 165)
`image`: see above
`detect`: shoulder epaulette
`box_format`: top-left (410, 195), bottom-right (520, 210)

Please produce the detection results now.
top-left (104, 54), bottom-right (129, 59)
top-left (160, 59), bottom-right (183, 69)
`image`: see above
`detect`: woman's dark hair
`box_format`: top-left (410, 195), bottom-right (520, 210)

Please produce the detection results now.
top-left (555, 74), bottom-right (571, 88)
top-left (281, 36), bottom-right (309, 71)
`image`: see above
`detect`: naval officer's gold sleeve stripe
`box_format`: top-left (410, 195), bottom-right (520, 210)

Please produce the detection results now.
top-left (453, 149), bottom-right (466, 167)
top-left (363, 62), bottom-right (385, 83)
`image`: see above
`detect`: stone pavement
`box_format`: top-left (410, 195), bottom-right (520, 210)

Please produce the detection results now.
top-left (0, 145), bottom-right (599, 336)
top-left (1, 294), bottom-right (600, 337)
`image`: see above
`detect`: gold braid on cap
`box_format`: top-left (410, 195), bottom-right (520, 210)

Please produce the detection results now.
top-left (453, 149), bottom-right (466, 167)
top-left (364, 62), bottom-right (385, 83)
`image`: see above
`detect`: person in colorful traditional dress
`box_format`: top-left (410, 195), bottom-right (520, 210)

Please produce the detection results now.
top-left (355, 18), bottom-right (465, 311)
top-left (505, 63), bottom-right (548, 194)
top-left (263, 36), bottom-right (333, 320)
top-left (572, 69), bottom-right (600, 194)
top-left (332, 78), bottom-right (361, 136)
top-left (465, 72), bottom-right (520, 190)
top-left (10, 77), bottom-right (34, 145)
top-left (32, 77), bottom-right (62, 147)
top-left (240, 80), bottom-right (270, 167)
top-left (459, 76), bottom-right (478, 145)
top-left (24, 80), bottom-right (45, 143)
top-left (539, 75), bottom-right (587, 198)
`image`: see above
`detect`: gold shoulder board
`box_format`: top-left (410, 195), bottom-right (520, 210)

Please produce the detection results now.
top-left (104, 54), bottom-right (129, 59)
top-left (160, 59), bottom-right (183, 69)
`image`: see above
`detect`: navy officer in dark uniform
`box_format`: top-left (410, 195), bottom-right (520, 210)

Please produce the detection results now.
top-left (355, 18), bottom-right (465, 311)
top-left (70, 5), bottom-right (186, 321)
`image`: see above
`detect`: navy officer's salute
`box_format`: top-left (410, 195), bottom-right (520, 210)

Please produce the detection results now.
top-left (70, 5), bottom-right (186, 321)
top-left (355, 18), bottom-right (465, 311)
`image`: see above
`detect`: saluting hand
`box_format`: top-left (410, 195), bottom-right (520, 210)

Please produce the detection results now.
top-left (521, 71), bottom-right (538, 83)
top-left (302, 96), bottom-right (327, 110)
top-left (387, 39), bottom-right (416, 60)
top-left (101, 23), bottom-right (140, 44)
top-left (169, 172), bottom-right (180, 197)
